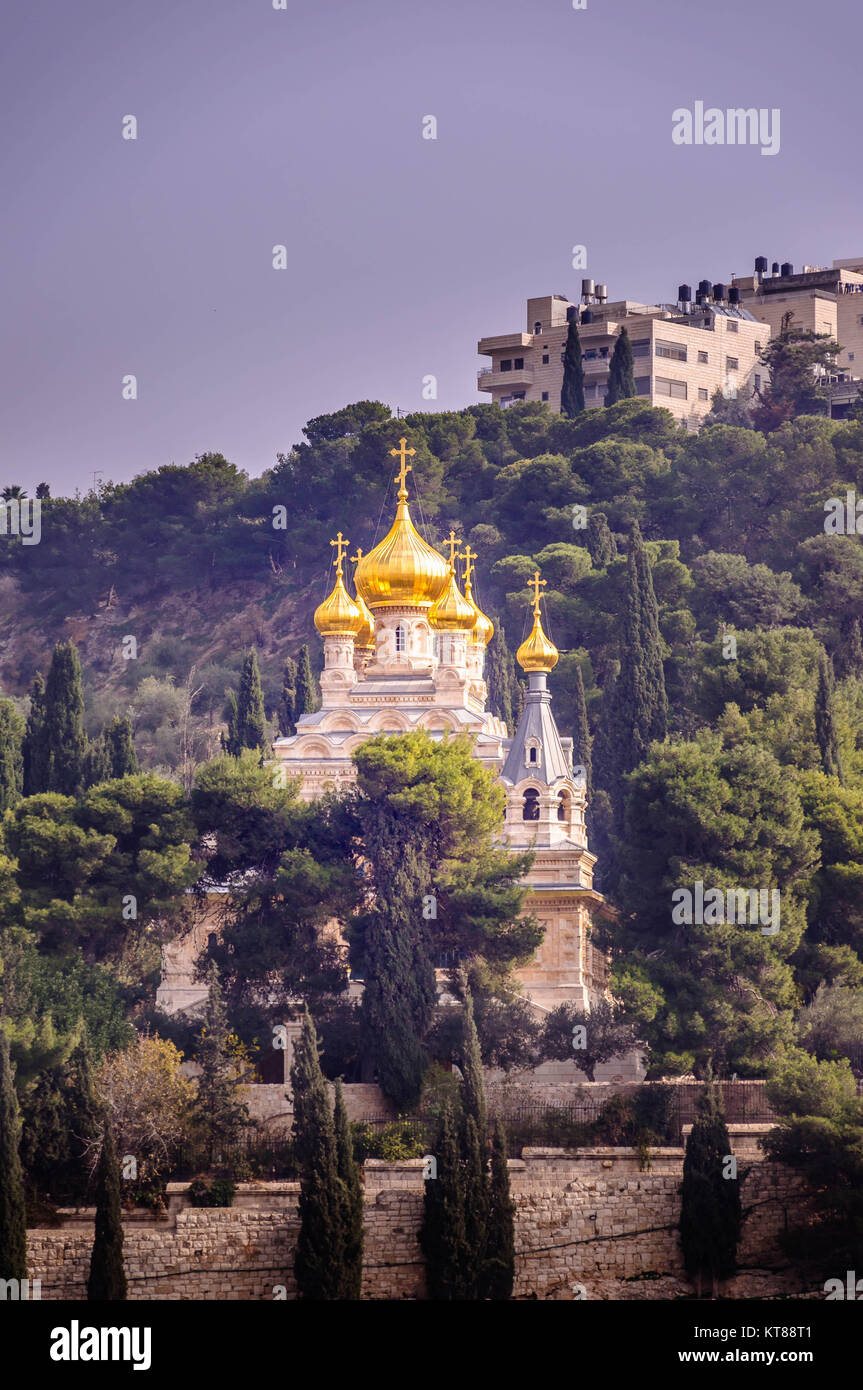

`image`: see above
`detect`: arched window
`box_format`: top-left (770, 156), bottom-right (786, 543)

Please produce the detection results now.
top-left (395, 623), bottom-right (407, 652)
top-left (529, 746), bottom-right (538, 763)
top-left (557, 790), bottom-right (570, 822)
top-left (522, 789), bottom-right (540, 822)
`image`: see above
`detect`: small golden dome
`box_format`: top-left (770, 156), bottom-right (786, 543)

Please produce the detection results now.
top-left (461, 543), bottom-right (494, 647)
top-left (314, 533), bottom-right (364, 637)
top-left (429, 567), bottom-right (477, 631)
top-left (355, 440), bottom-right (449, 610)
top-left (349, 548), bottom-right (375, 649)
top-left (516, 570), bottom-right (558, 672)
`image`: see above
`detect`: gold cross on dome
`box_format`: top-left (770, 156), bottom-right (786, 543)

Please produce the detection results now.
top-left (330, 532), bottom-right (349, 576)
top-left (349, 547), bottom-right (363, 567)
top-left (461, 544), bottom-right (477, 591)
top-left (530, 570), bottom-right (547, 615)
top-left (443, 529), bottom-right (462, 570)
top-left (390, 437), bottom-right (415, 497)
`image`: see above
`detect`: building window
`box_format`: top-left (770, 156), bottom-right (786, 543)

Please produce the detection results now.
top-left (522, 789), bottom-right (540, 821)
top-left (754, 374), bottom-right (762, 391)
top-left (584, 349), bottom-right (597, 360)
top-left (499, 359), bottom-right (512, 371)
top-left (755, 340), bottom-right (763, 352)
top-left (534, 321), bottom-right (542, 333)
top-left (541, 391), bottom-right (549, 401)
top-left (726, 357), bottom-right (739, 371)
top-left (557, 790), bottom-right (570, 822)
top-left (542, 353), bottom-right (549, 364)
top-left (512, 391), bottom-right (525, 400)
top-left (698, 350), bottom-right (709, 364)
top-left (850, 353), bottom-right (856, 362)
top-left (631, 339), bottom-right (650, 357)
top-left (655, 339), bottom-right (687, 361)
top-left (727, 320), bottom-right (739, 333)
top-left (395, 623), bottom-right (407, 652)
top-left (514, 357), bottom-right (524, 369)
top-left (634, 376), bottom-right (651, 396)
top-left (655, 376), bottom-right (687, 399)
top-left (698, 387), bottom-right (709, 401)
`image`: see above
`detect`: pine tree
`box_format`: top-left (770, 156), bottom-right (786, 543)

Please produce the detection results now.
top-left (192, 963), bottom-right (250, 1160)
top-left (604, 326), bottom-right (636, 406)
top-left (560, 316), bottom-right (586, 417)
top-left (44, 641), bottom-right (86, 796)
top-left (420, 1100), bottom-right (469, 1300)
top-left (0, 1032), bottom-right (27, 1282)
top-left (235, 649), bottom-right (266, 754)
top-left (333, 1079), bottom-right (363, 1299)
top-left (0, 698), bottom-right (24, 812)
top-left (280, 656), bottom-right (298, 736)
top-left (679, 1081), bottom-right (742, 1298)
top-left (815, 651), bottom-right (845, 785)
top-left (484, 1118), bottom-right (515, 1300)
top-left (87, 1118), bottom-right (127, 1300)
top-left (295, 644), bottom-right (319, 716)
top-left (291, 1010), bottom-right (346, 1300)
top-left (22, 672), bottom-right (49, 796)
top-left (83, 731), bottom-right (112, 789)
top-left (108, 716), bottom-right (138, 777)
top-left (585, 512), bottom-right (616, 568)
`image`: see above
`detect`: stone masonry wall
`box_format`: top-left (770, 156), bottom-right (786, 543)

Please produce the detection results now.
top-left (26, 1127), bottom-right (817, 1301)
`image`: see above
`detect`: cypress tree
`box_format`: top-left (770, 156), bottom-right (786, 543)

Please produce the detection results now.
top-left (484, 1118), bottom-right (515, 1300)
top-left (815, 651), bottom-right (844, 785)
top-left (0, 1032), bottom-right (27, 1282)
top-left (585, 512), bottom-right (616, 568)
top-left (22, 672), bottom-right (49, 796)
top-left (82, 731), bottom-right (112, 789)
top-left (604, 326), bottom-right (636, 407)
top-left (679, 1081), bottom-right (741, 1298)
top-left (333, 1079), bottom-right (363, 1299)
top-left (295, 644), bottom-right (319, 716)
top-left (235, 649), bottom-right (266, 754)
top-left (461, 1112), bottom-right (488, 1299)
top-left (192, 962), bottom-right (249, 1160)
top-left (280, 656), bottom-right (299, 736)
top-left (360, 841), bottom-right (437, 1110)
top-left (108, 715), bottom-right (138, 777)
top-left (291, 1010), bottom-right (345, 1300)
top-left (571, 660), bottom-right (594, 829)
top-left (0, 698), bottom-right (24, 812)
top-left (222, 688), bottom-right (240, 756)
top-left (560, 316), bottom-right (586, 417)
top-left (420, 1100), bottom-right (469, 1300)
top-left (458, 976), bottom-right (487, 1143)
top-left (87, 1118), bottom-right (127, 1300)
top-left (44, 641), bottom-right (86, 796)
top-left (633, 524), bottom-right (668, 747)
top-left (485, 623), bottom-right (516, 735)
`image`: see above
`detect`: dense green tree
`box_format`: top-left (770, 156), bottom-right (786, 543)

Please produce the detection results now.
top-left (420, 1100), bottom-right (469, 1300)
top-left (333, 1079), bottom-right (363, 1299)
top-left (226, 649), bottom-right (266, 756)
top-left (560, 316), bottom-right (585, 417)
top-left (280, 656), bottom-right (299, 737)
top-left (604, 327), bottom-right (636, 407)
top-left (82, 732), bottom-right (112, 789)
top-left (22, 673), bottom-right (49, 797)
top-left (87, 1117), bottom-right (127, 1300)
top-left (107, 716), bottom-right (138, 777)
top-left (295, 644), bottom-right (319, 717)
top-left (484, 1118), bottom-right (515, 1300)
top-left (20, 1039), bottom-right (102, 1205)
top-left (753, 320), bottom-right (841, 431)
top-left (541, 999), bottom-right (638, 1081)
top-left (191, 963), bottom-right (250, 1160)
top-left (585, 512), bottom-right (616, 568)
top-left (291, 1010), bottom-right (347, 1300)
top-left (43, 641), bottom-right (87, 796)
top-left (0, 699), bottom-right (24, 812)
top-left (815, 651), bottom-right (844, 784)
top-left (484, 622), bottom-right (517, 734)
top-left (571, 658), bottom-right (593, 810)
top-left (0, 1032), bottom-right (27, 1281)
top-left (679, 1080), bottom-right (741, 1297)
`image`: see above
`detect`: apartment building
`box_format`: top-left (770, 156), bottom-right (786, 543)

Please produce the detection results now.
top-left (477, 286), bottom-right (767, 429)
top-left (729, 256), bottom-right (863, 381)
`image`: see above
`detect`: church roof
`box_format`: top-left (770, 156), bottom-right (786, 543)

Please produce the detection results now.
top-left (501, 679), bottom-right (572, 786)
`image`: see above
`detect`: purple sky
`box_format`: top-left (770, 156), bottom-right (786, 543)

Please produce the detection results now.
top-left (4, 0), bottom-right (861, 495)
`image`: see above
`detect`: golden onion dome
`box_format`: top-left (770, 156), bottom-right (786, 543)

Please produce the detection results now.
top-left (349, 548), bottom-right (375, 649)
top-left (354, 441), bottom-right (449, 609)
top-left (314, 534), bottom-right (364, 637)
top-left (429, 567), bottom-right (477, 632)
top-left (516, 570), bottom-right (558, 672)
top-left (460, 543), bottom-right (494, 647)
